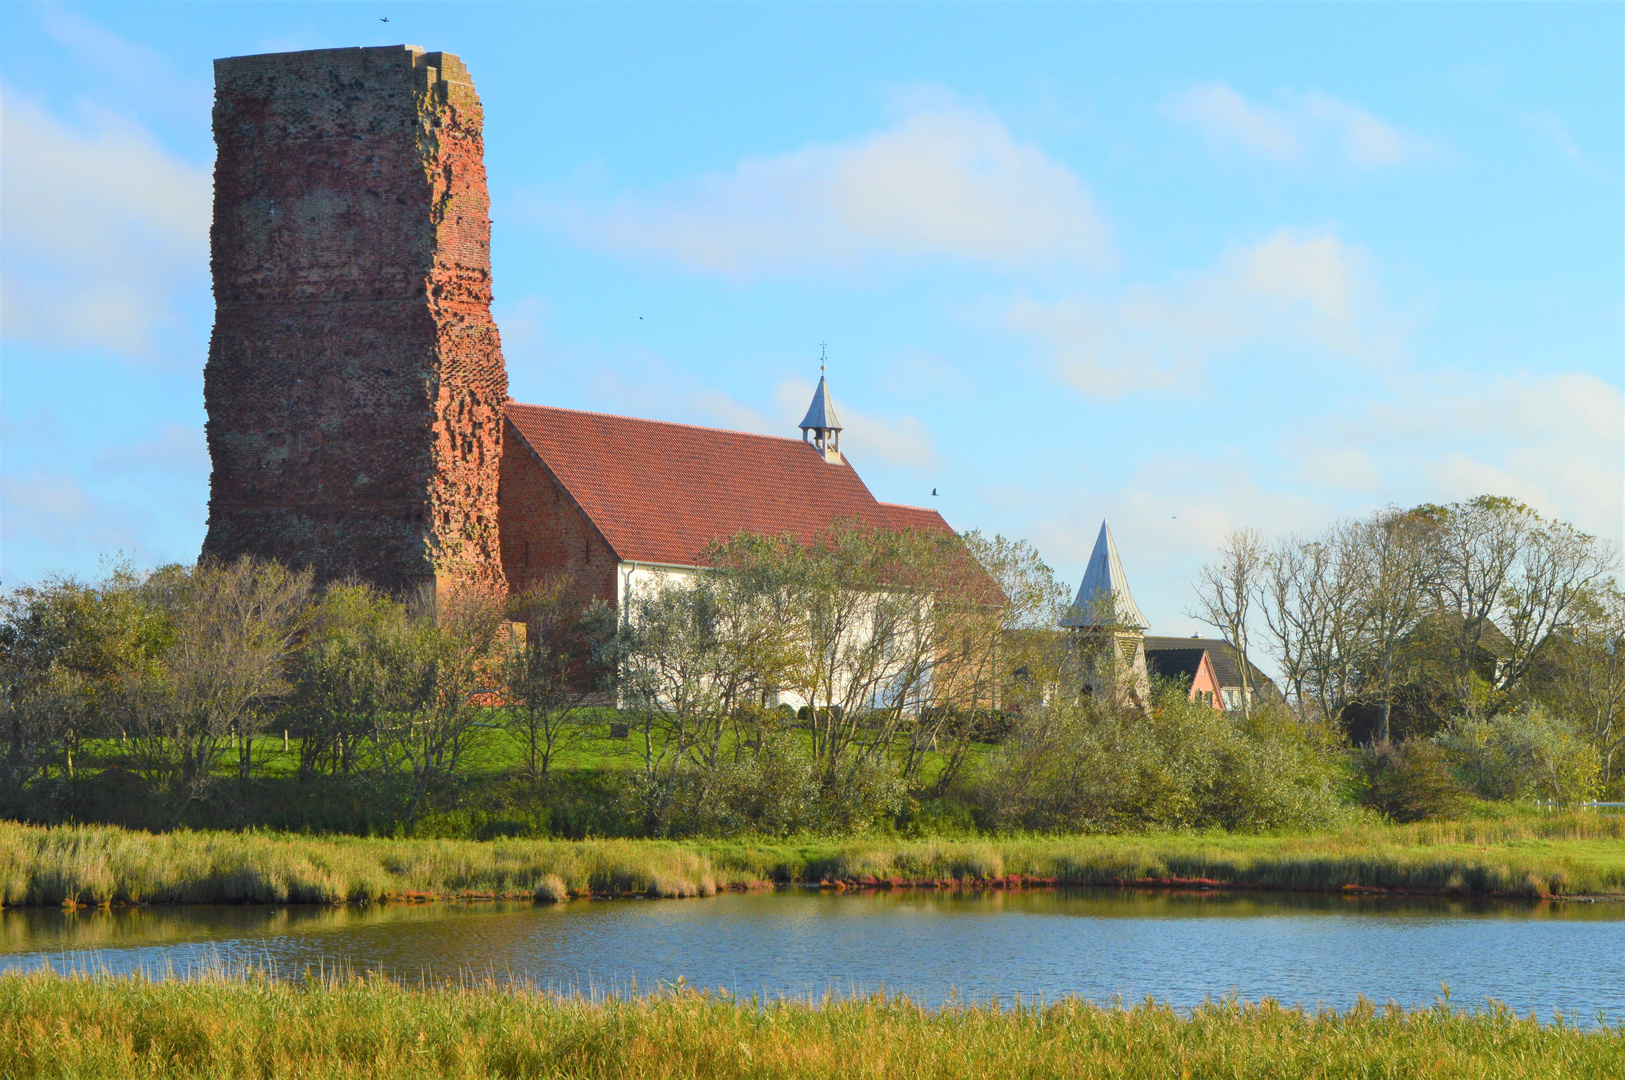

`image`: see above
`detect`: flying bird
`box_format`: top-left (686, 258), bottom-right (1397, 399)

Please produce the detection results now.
top-left (932, 488), bottom-right (938, 497)
top-left (380, 16), bottom-right (389, 22)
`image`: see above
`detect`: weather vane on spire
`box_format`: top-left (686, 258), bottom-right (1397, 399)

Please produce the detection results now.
top-left (819, 342), bottom-right (827, 374)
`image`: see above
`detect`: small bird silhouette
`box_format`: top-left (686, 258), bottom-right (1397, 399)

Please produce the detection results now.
top-left (932, 488), bottom-right (938, 497)
top-left (380, 16), bottom-right (389, 22)
top-left (638, 316), bottom-right (643, 320)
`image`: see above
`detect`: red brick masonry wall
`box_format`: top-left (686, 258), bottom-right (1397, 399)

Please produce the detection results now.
top-left (202, 45), bottom-right (507, 595)
top-left (498, 419), bottom-right (620, 611)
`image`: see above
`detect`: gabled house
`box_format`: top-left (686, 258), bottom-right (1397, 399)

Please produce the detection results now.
top-left (1141, 643), bottom-right (1225, 710)
top-left (1143, 636), bottom-right (1276, 712)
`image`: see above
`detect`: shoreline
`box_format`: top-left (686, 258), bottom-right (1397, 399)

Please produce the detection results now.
top-left (22, 874), bottom-right (1625, 910)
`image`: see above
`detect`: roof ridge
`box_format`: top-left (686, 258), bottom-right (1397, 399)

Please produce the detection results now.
top-left (506, 401), bottom-right (815, 448)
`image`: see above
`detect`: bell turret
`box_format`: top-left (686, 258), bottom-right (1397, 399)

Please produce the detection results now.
top-left (799, 373), bottom-right (844, 464)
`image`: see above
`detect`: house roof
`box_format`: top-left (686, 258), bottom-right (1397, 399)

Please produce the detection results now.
top-left (1061, 521), bottom-right (1149, 630)
top-left (1411, 613), bottom-right (1515, 658)
top-left (504, 402), bottom-right (952, 567)
top-left (1144, 647), bottom-right (1208, 685)
top-left (1143, 636), bottom-right (1276, 694)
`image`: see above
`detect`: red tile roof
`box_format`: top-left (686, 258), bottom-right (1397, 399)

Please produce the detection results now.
top-left (505, 403), bottom-right (953, 566)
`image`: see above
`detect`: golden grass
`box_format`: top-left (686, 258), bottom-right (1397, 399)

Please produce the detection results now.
top-left (2, 969), bottom-right (1619, 1080)
top-left (1, 812), bottom-right (1621, 909)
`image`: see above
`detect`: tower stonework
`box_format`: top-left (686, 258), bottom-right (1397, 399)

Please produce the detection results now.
top-left (203, 45), bottom-right (507, 595)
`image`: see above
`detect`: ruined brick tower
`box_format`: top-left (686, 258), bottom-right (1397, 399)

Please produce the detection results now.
top-left (203, 46), bottom-right (507, 595)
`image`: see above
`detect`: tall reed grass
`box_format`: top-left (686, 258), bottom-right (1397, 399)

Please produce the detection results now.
top-left (2, 969), bottom-right (1618, 1079)
top-left (1, 813), bottom-right (1620, 908)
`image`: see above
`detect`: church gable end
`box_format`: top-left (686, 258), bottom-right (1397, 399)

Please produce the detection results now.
top-left (498, 417), bottom-right (619, 608)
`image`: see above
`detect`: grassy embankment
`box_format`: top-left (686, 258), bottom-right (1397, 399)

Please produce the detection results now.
top-left (3, 970), bottom-right (1620, 1079)
top-left (3, 813), bottom-right (1622, 907)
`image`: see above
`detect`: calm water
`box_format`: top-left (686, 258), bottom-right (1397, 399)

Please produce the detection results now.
top-left (4, 889), bottom-right (1623, 1020)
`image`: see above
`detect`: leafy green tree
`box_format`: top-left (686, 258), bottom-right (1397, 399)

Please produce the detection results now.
top-left (1438, 705), bottom-right (1601, 805)
top-left (0, 562), bottom-right (170, 801)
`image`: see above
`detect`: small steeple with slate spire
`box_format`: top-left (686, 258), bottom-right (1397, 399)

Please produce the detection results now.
top-left (1062, 520), bottom-right (1149, 630)
top-left (798, 347), bottom-right (844, 464)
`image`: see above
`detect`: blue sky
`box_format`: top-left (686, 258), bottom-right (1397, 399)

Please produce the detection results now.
top-left (2, 2), bottom-right (1620, 638)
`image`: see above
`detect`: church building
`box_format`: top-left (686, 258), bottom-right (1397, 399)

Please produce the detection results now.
top-left (501, 381), bottom-right (953, 614)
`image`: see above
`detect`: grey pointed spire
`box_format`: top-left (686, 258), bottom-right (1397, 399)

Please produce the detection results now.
top-left (798, 373), bottom-right (844, 463)
top-left (798, 376), bottom-right (842, 433)
top-left (1062, 520), bottom-right (1149, 630)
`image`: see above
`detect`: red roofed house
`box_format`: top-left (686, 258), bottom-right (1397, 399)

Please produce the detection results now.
top-left (497, 377), bottom-right (956, 613)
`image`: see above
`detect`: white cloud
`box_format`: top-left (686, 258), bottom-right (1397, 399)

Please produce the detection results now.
top-left (1292, 445), bottom-right (1383, 493)
top-left (1340, 370), bottom-right (1624, 545)
top-left (547, 97), bottom-right (1110, 277)
top-left (1515, 109), bottom-right (1602, 179)
top-left (1164, 83), bottom-right (1299, 161)
top-left (1166, 83), bottom-right (1440, 169)
top-left (1008, 228), bottom-right (1392, 396)
top-left (35, 6), bottom-right (209, 120)
top-left (0, 90), bottom-right (210, 359)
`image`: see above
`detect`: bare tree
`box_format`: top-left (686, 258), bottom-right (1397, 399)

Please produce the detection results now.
top-left (1349, 510), bottom-right (1431, 743)
top-left (1422, 497), bottom-right (1616, 716)
top-left (1257, 533), bottom-right (1363, 723)
top-left (123, 558), bottom-right (312, 819)
top-left (1190, 529), bottom-right (1264, 718)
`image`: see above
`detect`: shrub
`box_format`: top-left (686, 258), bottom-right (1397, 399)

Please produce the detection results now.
top-left (981, 690), bottom-right (1346, 832)
top-left (1359, 741), bottom-right (1464, 823)
top-left (1438, 706), bottom-right (1602, 806)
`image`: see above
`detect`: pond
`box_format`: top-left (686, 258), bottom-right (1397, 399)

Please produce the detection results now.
top-left (4, 889), bottom-right (1623, 1022)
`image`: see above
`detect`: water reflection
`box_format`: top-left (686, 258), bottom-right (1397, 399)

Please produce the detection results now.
top-left (3, 888), bottom-right (1622, 1020)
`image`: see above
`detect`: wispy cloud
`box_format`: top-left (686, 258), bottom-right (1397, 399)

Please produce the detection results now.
top-left (1165, 83), bottom-right (1441, 169)
top-left (1334, 370), bottom-right (1624, 543)
top-left (1515, 109), bottom-right (1602, 179)
top-left (545, 94), bottom-right (1110, 278)
top-left (95, 423), bottom-right (209, 477)
top-left (35, 6), bottom-right (210, 120)
top-left (1007, 228), bottom-right (1394, 396)
top-left (0, 90), bottom-right (210, 361)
